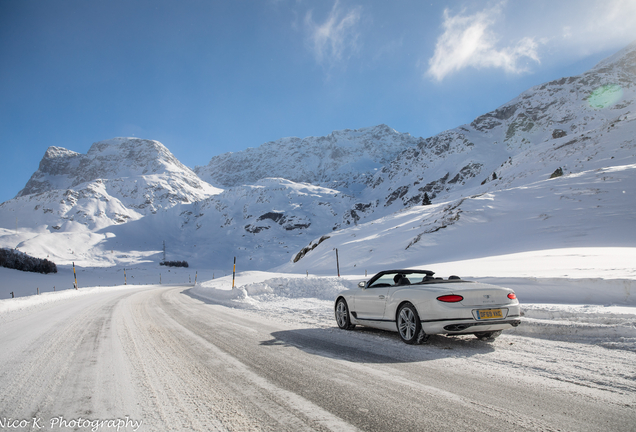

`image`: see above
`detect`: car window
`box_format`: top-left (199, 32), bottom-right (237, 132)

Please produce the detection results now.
top-left (368, 274), bottom-right (396, 288)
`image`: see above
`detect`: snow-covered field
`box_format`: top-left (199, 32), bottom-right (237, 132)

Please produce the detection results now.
top-left (1, 250), bottom-right (635, 431)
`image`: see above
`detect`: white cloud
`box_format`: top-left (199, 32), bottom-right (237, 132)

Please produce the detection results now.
top-left (427, 3), bottom-right (540, 81)
top-left (304, 0), bottom-right (362, 68)
top-left (556, 0), bottom-right (636, 54)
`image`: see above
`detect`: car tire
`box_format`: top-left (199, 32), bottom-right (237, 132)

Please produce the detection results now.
top-left (474, 330), bottom-right (502, 341)
top-left (397, 302), bottom-right (423, 344)
top-left (335, 298), bottom-right (356, 330)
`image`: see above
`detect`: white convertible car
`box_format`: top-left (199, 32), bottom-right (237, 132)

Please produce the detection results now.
top-left (334, 269), bottom-right (521, 344)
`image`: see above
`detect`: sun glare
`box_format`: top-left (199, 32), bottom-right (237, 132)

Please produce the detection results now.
top-left (588, 84), bottom-right (623, 109)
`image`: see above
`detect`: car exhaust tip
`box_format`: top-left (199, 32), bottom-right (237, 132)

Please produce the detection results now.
top-left (444, 324), bottom-right (472, 331)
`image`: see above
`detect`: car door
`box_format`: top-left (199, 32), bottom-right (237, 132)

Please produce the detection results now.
top-left (354, 274), bottom-right (394, 321)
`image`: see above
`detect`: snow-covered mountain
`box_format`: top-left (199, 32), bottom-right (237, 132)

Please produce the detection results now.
top-left (2, 138), bottom-right (221, 232)
top-left (361, 41), bottom-right (636, 211)
top-left (1, 43), bottom-right (635, 273)
top-left (194, 124), bottom-right (423, 193)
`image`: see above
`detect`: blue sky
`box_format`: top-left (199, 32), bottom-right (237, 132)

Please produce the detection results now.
top-left (1, 0), bottom-right (636, 203)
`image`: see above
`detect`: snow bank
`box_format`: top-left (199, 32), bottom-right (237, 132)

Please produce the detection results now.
top-left (474, 276), bottom-right (635, 306)
top-left (190, 272), bottom-right (359, 309)
top-left (0, 264), bottom-right (204, 300)
top-left (241, 276), bottom-right (355, 300)
top-left (0, 284), bottom-right (147, 314)
top-left (511, 304), bottom-right (636, 351)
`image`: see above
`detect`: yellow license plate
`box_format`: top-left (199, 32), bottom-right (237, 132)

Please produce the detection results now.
top-left (477, 309), bottom-right (503, 320)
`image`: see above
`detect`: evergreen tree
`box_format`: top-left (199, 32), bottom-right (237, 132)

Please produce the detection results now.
top-left (422, 193), bottom-right (432, 206)
top-left (0, 248), bottom-right (57, 273)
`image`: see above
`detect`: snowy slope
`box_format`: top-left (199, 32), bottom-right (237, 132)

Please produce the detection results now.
top-left (280, 162), bottom-right (636, 275)
top-left (93, 178), bottom-right (357, 269)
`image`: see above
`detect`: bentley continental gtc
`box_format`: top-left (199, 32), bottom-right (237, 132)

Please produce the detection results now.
top-left (334, 270), bottom-right (521, 344)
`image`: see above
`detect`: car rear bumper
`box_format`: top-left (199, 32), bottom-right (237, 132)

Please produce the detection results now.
top-left (422, 318), bottom-right (521, 335)
top-left (443, 319), bottom-right (521, 332)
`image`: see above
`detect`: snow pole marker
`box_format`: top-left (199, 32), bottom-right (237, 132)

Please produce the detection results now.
top-left (335, 248), bottom-right (340, 277)
top-left (73, 262), bottom-right (78, 290)
top-left (195, 271), bottom-right (198, 284)
top-left (232, 257), bottom-right (236, 289)
top-left (124, 268), bottom-right (127, 285)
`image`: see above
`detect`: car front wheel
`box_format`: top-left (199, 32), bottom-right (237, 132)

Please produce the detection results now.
top-left (397, 302), bottom-right (423, 344)
top-left (335, 298), bottom-right (356, 330)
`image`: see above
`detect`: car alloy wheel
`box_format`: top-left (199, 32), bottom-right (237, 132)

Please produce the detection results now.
top-left (335, 298), bottom-right (355, 330)
top-left (397, 302), bottom-right (423, 344)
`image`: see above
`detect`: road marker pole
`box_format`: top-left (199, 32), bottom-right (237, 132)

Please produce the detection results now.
top-left (73, 262), bottom-right (78, 290)
top-left (232, 257), bottom-right (236, 288)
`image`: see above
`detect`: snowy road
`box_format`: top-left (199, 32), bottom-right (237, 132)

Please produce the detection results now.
top-left (1, 285), bottom-right (635, 431)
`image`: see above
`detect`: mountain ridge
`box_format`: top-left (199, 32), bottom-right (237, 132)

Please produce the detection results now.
top-left (194, 124), bottom-right (423, 193)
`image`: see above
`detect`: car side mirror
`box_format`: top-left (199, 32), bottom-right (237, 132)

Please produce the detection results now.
top-left (358, 281), bottom-right (367, 289)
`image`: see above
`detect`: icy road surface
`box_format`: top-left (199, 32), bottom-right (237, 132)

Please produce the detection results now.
top-left (1, 285), bottom-right (635, 431)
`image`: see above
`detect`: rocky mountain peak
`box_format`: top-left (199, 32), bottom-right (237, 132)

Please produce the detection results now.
top-left (83, 137), bottom-right (186, 176)
top-left (17, 138), bottom-right (196, 198)
top-left (12, 138), bottom-right (221, 233)
top-left (43, 146), bottom-right (80, 160)
top-left (194, 124), bottom-right (424, 190)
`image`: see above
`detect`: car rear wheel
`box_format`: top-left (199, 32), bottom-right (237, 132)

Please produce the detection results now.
top-left (335, 298), bottom-right (356, 330)
top-left (474, 330), bottom-right (502, 341)
top-left (397, 302), bottom-right (423, 344)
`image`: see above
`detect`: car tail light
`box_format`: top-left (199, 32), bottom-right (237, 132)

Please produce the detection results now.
top-left (437, 294), bottom-right (463, 303)
top-left (507, 292), bottom-right (517, 300)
